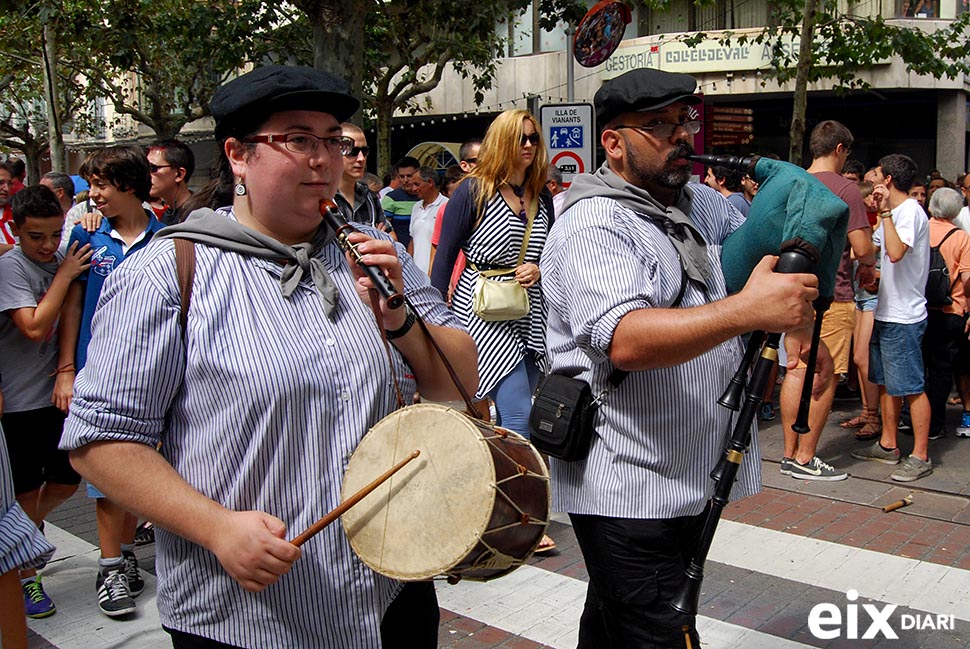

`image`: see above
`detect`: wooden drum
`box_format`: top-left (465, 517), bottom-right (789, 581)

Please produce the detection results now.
top-left (341, 403), bottom-right (550, 582)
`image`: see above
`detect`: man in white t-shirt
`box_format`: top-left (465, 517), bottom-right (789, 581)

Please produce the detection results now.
top-left (408, 166), bottom-right (447, 274)
top-left (851, 153), bottom-right (933, 482)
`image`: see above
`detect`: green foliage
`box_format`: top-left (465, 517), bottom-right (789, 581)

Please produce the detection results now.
top-left (0, 2), bottom-right (92, 158)
top-left (682, 0), bottom-right (970, 92)
top-left (66, 0), bottom-right (289, 138)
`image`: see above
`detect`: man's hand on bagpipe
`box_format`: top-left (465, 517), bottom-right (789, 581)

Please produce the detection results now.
top-left (739, 255), bottom-right (818, 333)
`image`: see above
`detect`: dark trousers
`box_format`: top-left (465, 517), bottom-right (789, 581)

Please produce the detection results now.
top-left (922, 309), bottom-right (964, 436)
top-left (166, 627), bottom-right (242, 649)
top-left (570, 511), bottom-right (707, 649)
top-left (381, 581), bottom-right (440, 648)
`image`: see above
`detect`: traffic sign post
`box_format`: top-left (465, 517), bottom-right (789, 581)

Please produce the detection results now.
top-left (540, 103), bottom-right (594, 189)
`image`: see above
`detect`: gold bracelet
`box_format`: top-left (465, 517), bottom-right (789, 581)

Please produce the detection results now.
top-left (879, 211), bottom-right (893, 219)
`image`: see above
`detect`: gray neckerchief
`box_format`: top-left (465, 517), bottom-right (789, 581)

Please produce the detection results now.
top-left (562, 163), bottom-right (713, 291)
top-left (158, 208), bottom-right (340, 318)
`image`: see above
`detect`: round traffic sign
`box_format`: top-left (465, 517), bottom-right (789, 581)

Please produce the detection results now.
top-left (551, 151), bottom-right (585, 188)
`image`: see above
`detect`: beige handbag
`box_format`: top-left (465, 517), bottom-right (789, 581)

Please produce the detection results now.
top-left (470, 199), bottom-right (536, 322)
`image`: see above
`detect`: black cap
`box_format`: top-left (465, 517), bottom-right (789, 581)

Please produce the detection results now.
top-left (211, 65), bottom-right (360, 139)
top-left (595, 68), bottom-right (700, 127)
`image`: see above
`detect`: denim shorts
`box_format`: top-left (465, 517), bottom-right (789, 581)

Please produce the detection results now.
top-left (854, 295), bottom-right (878, 313)
top-left (869, 319), bottom-right (927, 396)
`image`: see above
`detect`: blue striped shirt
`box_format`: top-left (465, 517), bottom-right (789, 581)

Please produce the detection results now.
top-left (541, 182), bottom-right (761, 519)
top-left (61, 215), bottom-right (462, 648)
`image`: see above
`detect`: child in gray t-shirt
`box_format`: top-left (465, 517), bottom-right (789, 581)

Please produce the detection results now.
top-left (0, 184), bottom-right (90, 619)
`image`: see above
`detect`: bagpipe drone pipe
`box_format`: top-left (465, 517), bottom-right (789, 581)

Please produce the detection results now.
top-left (670, 155), bottom-right (850, 617)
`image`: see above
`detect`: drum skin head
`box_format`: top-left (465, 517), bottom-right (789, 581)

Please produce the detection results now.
top-left (341, 403), bottom-right (547, 581)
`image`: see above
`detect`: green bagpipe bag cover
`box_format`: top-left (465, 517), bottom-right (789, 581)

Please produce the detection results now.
top-left (720, 157), bottom-right (850, 298)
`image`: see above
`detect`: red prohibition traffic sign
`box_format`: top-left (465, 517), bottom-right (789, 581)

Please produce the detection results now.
top-left (551, 151), bottom-right (585, 188)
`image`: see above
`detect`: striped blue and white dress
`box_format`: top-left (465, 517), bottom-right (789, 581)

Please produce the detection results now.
top-left (452, 192), bottom-right (550, 398)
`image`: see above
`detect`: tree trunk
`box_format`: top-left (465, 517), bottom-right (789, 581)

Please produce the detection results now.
top-left (41, 24), bottom-right (66, 172)
top-left (299, 0), bottom-right (366, 121)
top-left (375, 97), bottom-right (393, 178)
top-left (23, 144), bottom-right (43, 186)
top-left (788, 0), bottom-right (818, 165)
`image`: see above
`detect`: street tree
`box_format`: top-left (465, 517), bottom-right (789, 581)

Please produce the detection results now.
top-left (293, 0), bottom-right (588, 173)
top-left (686, 1), bottom-right (970, 164)
top-left (0, 3), bottom-right (92, 178)
top-left (70, 0), bottom-right (287, 141)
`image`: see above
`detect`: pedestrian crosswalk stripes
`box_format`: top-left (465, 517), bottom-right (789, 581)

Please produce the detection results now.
top-left (27, 515), bottom-right (970, 648)
top-left (710, 519), bottom-right (970, 622)
top-left (438, 516), bottom-right (970, 648)
top-left (435, 562), bottom-right (817, 648)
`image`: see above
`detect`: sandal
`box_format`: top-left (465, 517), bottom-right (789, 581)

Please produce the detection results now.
top-left (839, 414), bottom-right (866, 429)
top-left (854, 414), bottom-right (882, 441)
top-left (533, 534), bottom-right (557, 555)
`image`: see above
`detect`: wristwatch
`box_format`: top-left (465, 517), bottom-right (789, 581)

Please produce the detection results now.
top-left (385, 305), bottom-right (416, 340)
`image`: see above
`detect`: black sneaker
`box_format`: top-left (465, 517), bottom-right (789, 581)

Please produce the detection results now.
top-left (787, 456), bottom-right (848, 481)
top-left (123, 551), bottom-right (145, 598)
top-left (133, 521), bottom-right (155, 546)
top-left (96, 567), bottom-right (135, 617)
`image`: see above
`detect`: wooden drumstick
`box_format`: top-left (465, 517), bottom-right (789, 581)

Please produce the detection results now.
top-left (882, 494), bottom-right (913, 513)
top-left (291, 450), bottom-right (421, 547)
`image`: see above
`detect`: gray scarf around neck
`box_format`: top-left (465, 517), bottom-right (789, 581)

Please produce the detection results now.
top-left (158, 208), bottom-right (339, 317)
top-left (562, 163), bottom-right (712, 291)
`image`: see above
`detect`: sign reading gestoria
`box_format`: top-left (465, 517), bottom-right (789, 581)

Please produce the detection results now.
top-left (602, 33), bottom-right (889, 78)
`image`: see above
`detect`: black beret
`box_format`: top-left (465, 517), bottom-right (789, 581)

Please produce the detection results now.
top-left (595, 68), bottom-right (701, 128)
top-left (211, 65), bottom-right (360, 139)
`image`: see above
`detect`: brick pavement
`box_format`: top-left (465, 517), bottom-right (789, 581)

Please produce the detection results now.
top-left (724, 488), bottom-right (970, 570)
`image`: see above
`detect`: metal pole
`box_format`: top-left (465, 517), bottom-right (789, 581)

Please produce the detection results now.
top-left (565, 25), bottom-right (576, 102)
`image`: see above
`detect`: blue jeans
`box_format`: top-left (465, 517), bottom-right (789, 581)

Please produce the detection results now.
top-left (869, 319), bottom-right (927, 396)
top-left (489, 353), bottom-right (540, 438)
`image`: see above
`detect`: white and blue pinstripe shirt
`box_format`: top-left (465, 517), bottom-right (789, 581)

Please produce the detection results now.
top-left (541, 182), bottom-right (761, 520)
top-left (61, 218), bottom-right (463, 648)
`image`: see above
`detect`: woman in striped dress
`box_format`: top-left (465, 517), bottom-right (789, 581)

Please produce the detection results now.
top-left (431, 109), bottom-right (556, 551)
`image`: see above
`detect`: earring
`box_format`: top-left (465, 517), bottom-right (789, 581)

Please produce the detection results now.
top-left (234, 182), bottom-right (247, 196)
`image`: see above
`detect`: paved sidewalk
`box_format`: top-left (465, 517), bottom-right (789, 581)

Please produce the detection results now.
top-left (26, 396), bottom-right (970, 648)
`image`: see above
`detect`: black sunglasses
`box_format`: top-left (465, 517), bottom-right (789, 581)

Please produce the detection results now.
top-left (344, 145), bottom-right (370, 158)
top-left (462, 157), bottom-right (478, 164)
top-left (520, 133), bottom-right (540, 146)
